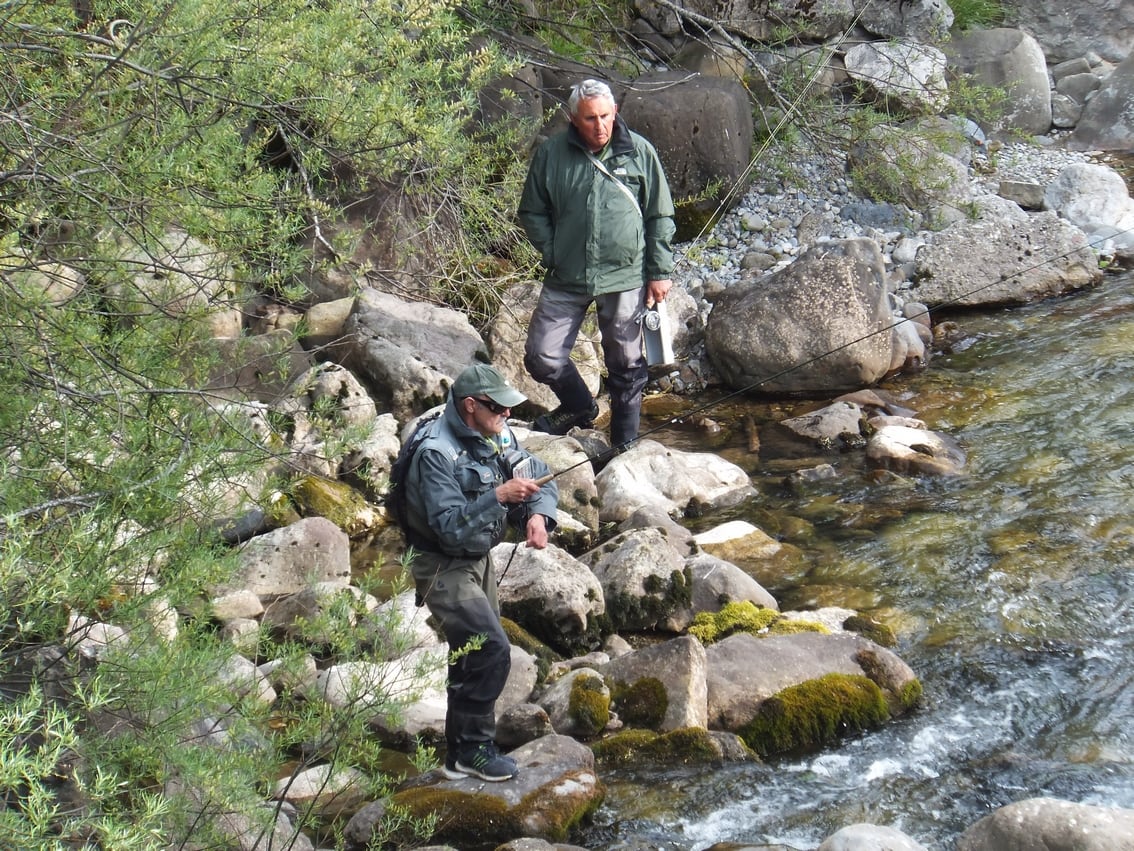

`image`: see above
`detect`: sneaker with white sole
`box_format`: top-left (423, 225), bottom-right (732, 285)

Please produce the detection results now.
top-left (441, 752), bottom-right (467, 780)
top-left (454, 741), bottom-right (518, 782)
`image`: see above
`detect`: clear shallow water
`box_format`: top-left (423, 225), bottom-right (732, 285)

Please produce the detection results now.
top-left (578, 269), bottom-right (1134, 849)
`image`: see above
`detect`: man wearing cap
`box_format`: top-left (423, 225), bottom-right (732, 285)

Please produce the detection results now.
top-left (403, 363), bottom-right (558, 782)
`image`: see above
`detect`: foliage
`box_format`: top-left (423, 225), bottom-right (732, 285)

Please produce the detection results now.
top-left (0, 0), bottom-right (511, 844)
top-left (950, 0), bottom-right (1007, 32)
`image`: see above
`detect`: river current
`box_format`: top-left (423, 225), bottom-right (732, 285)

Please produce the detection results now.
top-left (577, 268), bottom-right (1134, 849)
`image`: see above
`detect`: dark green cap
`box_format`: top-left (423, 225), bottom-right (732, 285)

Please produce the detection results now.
top-left (452, 363), bottom-right (526, 407)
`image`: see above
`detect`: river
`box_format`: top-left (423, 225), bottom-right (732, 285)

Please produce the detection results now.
top-left (575, 267), bottom-right (1134, 849)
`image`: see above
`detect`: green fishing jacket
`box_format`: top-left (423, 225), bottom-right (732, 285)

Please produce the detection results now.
top-left (518, 115), bottom-right (676, 296)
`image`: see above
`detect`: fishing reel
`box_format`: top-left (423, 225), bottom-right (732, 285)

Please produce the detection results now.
top-left (499, 449), bottom-right (534, 480)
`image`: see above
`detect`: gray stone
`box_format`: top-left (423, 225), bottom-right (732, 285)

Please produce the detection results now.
top-left (945, 28), bottom-right (1052, 137)
top-left (957, 797), bottom-right (1134, 851)
top-left (1069, 51), bottom-right (1134, 152)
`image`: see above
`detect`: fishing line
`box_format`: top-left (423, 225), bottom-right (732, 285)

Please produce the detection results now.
top-left (527, 224), bottom-right (1134, 485)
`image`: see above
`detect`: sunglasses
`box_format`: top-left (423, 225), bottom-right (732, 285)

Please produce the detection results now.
top-left (473, 397), bottom-right (510, 416)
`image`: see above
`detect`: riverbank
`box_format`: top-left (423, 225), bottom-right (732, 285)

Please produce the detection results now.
top-left (656, 135), bottom-right (1119, 398)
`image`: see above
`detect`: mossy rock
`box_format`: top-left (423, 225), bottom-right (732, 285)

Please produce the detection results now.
top-left (604, 565), bottom-right (691, 633)
top-left (592, 726), bottom-right (755, 767)
top-left (568, 672), bottom-right (611, 736)
top-left (688, 600), bottom-right (778, 644)
top-left (610, 676), bottom-right (668, 729)
top-left (842, 613), bottom-right (898, 647)
top-left (501, 617), bottom-right (563, 683)
top-left (385, 770), bottom-right (603, 846)
top-left (382, 786), bottom-right (513, 846)
top-left (501, 595), bottom-right (604, 657)
top-left (739, 673), bottom-right (891, 757)
top-left (290, 475), bottom-right (375, 536)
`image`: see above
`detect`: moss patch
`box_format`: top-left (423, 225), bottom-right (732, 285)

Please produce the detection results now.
top-left (605, 565), bottom-right (691, 632)
top-left (568, 673), bottom-right (610, 736)
top-left (768, 618), bottom-right (829, 636)
top-left (514, 768), bottom-right (605, 840)
top-left (387, 786), bottom-right (513, 845)
top-left (610, 677), bottom-right (668, 729)
top-left (592, 727), bottom-right (750, 767)
top-left (739, 673), bottom-right (891, 757)
top-left (501, 617), bottom-right (562, 682)
top-left (842, 613), bottom-right (897, 647)
top-left (688, 600), bottom-right (778, 644)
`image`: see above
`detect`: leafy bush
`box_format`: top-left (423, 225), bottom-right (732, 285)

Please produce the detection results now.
top-left (950, 0), bottom-right (1007, 31)
top-left (0, 0), bottom-right (514, 844)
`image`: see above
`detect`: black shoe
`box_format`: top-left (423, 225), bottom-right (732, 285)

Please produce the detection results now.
top-left (533, 402), bottom-right (599, 435)
top-left (454, 742), bottom-right (518, 782)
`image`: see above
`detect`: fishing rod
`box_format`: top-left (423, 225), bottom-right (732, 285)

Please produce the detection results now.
top-left (523, 224), bottom-right (1134, 487)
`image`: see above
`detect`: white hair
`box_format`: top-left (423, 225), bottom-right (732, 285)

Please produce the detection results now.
top-left (568, 79), bottom-right (616, 116)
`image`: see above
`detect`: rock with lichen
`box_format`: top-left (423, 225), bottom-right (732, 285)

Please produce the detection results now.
top-left (343, 734), bottom-right (604, 848)
top-left (705, 631), bottom-right (922, 756)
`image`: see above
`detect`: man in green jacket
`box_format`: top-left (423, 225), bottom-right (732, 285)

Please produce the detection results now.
top-left (518, 78), bottom-right (676, 450)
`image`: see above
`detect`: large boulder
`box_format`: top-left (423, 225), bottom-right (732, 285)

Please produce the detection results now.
top-left (705, 631), bottom-right (921, 756)
top-left (705, 238), bottom-right (895, 395)
top-left (1001, 0), bottom-right (1134, 63)
top-left (580, 527), bottom-right (691, 633)
top-left (342, 288), bottom-right (486, 421)
top-left (1068, 52), bottom-right (1134, 152)
top-left (225, 517), bottom-right (352, 598)
top-left (944, 29), bottom-right (1052, 138)
top-left (956, 797), bottom-right (1134, 851)
top-left (596, 439), bottom-right (757, 523)
top-left (599, 634), bottom-right (709, 731)
top-left (1044, 162), bottom-right (1134, 259)
top-left (908, 211), bottom-right (1102, 307)
top-left (844, 41), bottom-right (949, 114)
top-left (618, 71), bottom-right (755, 240)
top-left (855, 0), bottom-right (952, 42)
top-left (496, 542), bottom-right (606, 654)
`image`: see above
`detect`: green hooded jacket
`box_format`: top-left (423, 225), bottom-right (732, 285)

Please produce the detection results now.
top-left (518, 114), bottom-right (676, 296)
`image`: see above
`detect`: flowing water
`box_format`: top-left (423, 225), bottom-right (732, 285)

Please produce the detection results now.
top-left (576, 268), bottom-right (1134, 849)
